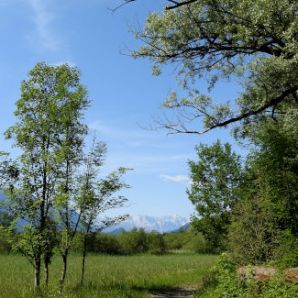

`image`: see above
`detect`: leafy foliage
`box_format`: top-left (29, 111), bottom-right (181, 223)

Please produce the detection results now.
top-left (188, 141), bottom-right (242, 252)
top-left (197, 254), bottom-right (298, 298)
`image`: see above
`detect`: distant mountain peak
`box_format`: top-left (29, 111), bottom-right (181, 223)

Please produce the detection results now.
top-left (104, 214), bottom-right (189, 234)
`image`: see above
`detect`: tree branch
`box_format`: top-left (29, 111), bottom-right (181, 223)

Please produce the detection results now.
top-left (165, 85), bottom-right (298, 134)
top-left (165, 0), bottom-right (199, 10)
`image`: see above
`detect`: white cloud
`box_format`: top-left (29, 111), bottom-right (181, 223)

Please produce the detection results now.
top-left (160, 174), bottom-right (191, 184)
top-left (28, 0), bottom-right (59, 51)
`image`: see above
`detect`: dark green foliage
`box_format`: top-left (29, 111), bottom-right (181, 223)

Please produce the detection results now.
top-left (119, 228), bottom-right (149, 254)
top-left (0, 210), bottom-right (13, 228)
top-left (229, 197), bottom-right (278, 265)
top-left (163, 231), bottom-right (188, 250)
top-left (87, 233), bottom-right (122, 255)
top-left (64, 228), bottom-right (210, 256)
top-left (229, 117), bottom-right (298, 266)
top-left (273, 230), bottom-right (298, 268)
top-left (147, 232), bottom-right (167, 255)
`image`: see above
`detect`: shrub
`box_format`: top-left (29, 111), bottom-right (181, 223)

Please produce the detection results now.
top-left (196, 254), bottom-right (298, 298)
top-left (229, 197), bottom-right (278, 265)
top-left (148, 232), bottom-right (166, 255)
top-left (273, 230), bottom-right (298, 268)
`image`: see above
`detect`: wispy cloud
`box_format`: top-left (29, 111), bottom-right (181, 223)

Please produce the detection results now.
top-left (89, 120), bottom-right (162, 148)
top-left (89, 120), bottom-right (193, 174)
top-left (89, 120), bottom-right (146, 140)
top-left (160, 174), bottom-right (191, 185)
top-left (104, 153), bottom-right (191, 175)
top-left (28, 0), bottom-right (59, 51)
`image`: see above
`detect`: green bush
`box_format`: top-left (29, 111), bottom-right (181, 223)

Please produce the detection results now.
top-left (148, 232), bottom-right (166, 255)
top-left (197, 254), bottom-right (298, 298)
top-left (229, 197), bottom-right (278, 265)
top-left (90, 233), bottom-right (122, 255)
top-left (118, 229), bottom-right (149, 254)
top-left (182, 233), bottom-right (210, 254)
top-left (273, 230), bottom-right (298, 268)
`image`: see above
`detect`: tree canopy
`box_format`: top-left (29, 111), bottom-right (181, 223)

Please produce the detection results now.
top-left (132, 0), bottom-right (298, 134)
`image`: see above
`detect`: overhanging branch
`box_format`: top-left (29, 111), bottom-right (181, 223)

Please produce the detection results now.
top-left (166, 0), bottom-right (199, 10)
top-left (165, 85), bottom-right (298, 135)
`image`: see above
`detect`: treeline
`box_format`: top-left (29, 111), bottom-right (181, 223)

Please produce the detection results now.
top-left (0, 227), bottom-right (213, 256)
top-left (74, 228), bottom-right (212, 255)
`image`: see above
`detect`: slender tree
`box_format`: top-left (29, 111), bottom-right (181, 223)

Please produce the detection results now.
top-left (48, 65), bottom-right (89, 291)
top-left (78, 140), bottom-right (129, 286)
top-left (0, 62), bottom-right (88, 291)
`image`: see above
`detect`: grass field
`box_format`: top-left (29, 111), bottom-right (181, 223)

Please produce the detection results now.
top-left (0, 254), bottom-right (217, 298)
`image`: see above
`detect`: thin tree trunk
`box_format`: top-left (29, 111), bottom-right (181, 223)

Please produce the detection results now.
top-left (60, 251), bottom-right (68, 291)
top-left (44, 260), bottom-right (49, 288)
top-left (34, 257), bottom-right (41, 293)
top-left (80, 233), bottom-right (88, 286)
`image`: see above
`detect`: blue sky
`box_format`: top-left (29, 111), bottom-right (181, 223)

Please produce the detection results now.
top-left (0, 0), bottom-right (245, 219)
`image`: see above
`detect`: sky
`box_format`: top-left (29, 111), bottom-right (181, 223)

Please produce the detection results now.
top-left (0, 0), bottom-right (246, 219)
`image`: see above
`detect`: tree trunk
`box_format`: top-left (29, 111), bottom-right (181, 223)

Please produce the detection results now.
top-left (60, 251), bottom-right (68, 291)
top-left (44, 260), bottom-right (49, 288)
top-left (34, 257), bottom-right (41, 293)
top-left (80, 234), bottom-right (88, 286)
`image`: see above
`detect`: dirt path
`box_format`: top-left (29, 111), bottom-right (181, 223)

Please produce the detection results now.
top-left (150, 287), bottom-right (196, 298)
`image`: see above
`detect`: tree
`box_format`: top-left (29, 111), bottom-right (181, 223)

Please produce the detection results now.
top-left (131, 0), bottom-right (298, 134)
top-left (0, 62), bottom-right (88, 291)
top-left (188, 141), bottom-right (241, 252)
top-left (48, 65), bottom-right (89, 290)
top-left (78, 140), bottom-right (129, 286)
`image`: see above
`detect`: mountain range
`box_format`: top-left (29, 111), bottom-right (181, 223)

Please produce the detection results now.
top-left (1, 193), bottom-right (189, 234)
top-left (104, 215), bottom-right (189, 234)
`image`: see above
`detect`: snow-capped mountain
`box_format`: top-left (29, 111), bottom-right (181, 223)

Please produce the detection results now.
top-left (104, 215), bottom-right (189, 234)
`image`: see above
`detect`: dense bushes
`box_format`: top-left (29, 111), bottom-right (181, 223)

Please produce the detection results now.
top-left (229, 197), bottom-right (278, 265)
top-left (68, 228), bottom-right (208, 255)
top-left (196, 254), bottom-right (298, 298)
top-left (0, 224), bottom-right (212, 256)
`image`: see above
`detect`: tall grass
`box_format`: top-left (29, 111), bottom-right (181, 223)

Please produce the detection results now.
top-left (0, 254), bottom-right (216, 297)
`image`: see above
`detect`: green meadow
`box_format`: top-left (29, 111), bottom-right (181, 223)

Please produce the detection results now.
top-left (0, 254), bottom-right (217, 298)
